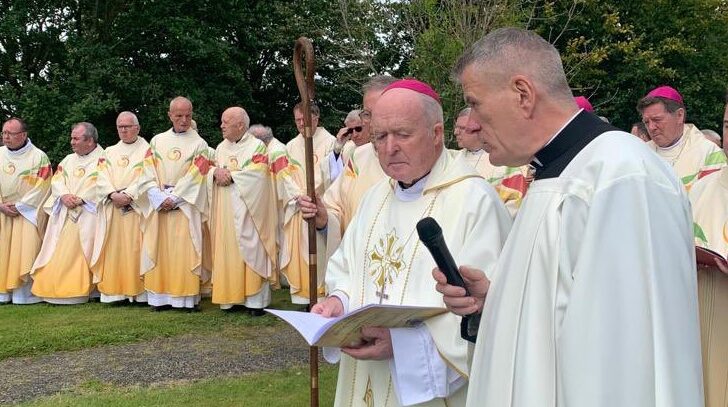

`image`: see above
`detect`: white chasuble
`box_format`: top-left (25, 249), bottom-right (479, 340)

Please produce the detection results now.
top-left (326, 150), bottom-right (511, 407)
top-left (689, 167), bottom-right (728, 407)
top-left (470, 132), bottom-right (703, 407)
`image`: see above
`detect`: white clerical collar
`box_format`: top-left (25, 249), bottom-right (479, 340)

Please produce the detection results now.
top-left (7, 138), bottom-right (33, 156)
top-left (531, 108), bottom-right (582, 167)
top-left (394, 173), bottom-right (430, 202)
top-left (466, 148), bottom-right (484, 155)
top-left (656, 134), bottom-right (685, 151)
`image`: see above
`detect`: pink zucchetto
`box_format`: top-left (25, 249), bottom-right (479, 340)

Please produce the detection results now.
top-left (646, 85), bottom-right (683, 105)
top-left (574, 96), bottom-right (594, 113)
top-left (382, 79), bottom-right (441, 105)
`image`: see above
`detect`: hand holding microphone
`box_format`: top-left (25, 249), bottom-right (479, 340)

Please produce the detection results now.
top-left (417, 217), bottom-right (490, 316)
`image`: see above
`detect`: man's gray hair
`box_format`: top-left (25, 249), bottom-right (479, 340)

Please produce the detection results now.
top-left (73, 122), bottom-right (98, 143)
top-left (453, 27), bottom-right (573, 103)
top-left (117, 111), bottom-right (139, 125)
top-left (362, 75), bottom-right (398, 94)
top-left (345, 109), bottom-right (362, 124)
top-left (169, 96), bottom-right (192, 111)
top-left (457, 107), bottom-right (471, 118)
top-left (249, 124), bottom-right (273, 143)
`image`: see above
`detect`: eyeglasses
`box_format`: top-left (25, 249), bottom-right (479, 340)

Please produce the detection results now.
top-left (116, 125), bottom-right (138, 130)
top-left (345, 126), bottom-right (363, 135)
top-left (1, 130), bottom-right (25, 137)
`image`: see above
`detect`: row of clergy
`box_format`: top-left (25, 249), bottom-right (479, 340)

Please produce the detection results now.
top-left (1, 56), bottom-right (727, 407)
top-left (0, 91), bottom-right (530, 312)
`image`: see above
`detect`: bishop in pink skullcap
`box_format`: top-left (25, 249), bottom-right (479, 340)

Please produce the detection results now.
top-left (574, 96), bottom-right (594, 113)
top-left (645, 85), bottom-right (683, 105)
top-left (382, 78), bottom-right (441, 104)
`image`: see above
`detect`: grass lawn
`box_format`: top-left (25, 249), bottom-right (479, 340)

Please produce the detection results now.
top-left (0, 289), bottom-right (301, 361)
top-left (19, 365), bottom-right (339, 407)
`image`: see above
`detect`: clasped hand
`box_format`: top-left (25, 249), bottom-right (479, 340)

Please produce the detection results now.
top-left (0, 202), bottom-right (19, 217)
top-left (213, 167), bottom-right (232, 186)
top-left (433, 265), bottom-right (490, 316)
top-left (60, 194), bottom-right (83, 209)
top-left (110, 191), bottom-right (132, 208)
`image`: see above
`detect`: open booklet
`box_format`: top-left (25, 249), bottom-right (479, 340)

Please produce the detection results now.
top-left (696, 246), bottom-right (728, 270)
top-left (266, 304), bottom-right (447, 348)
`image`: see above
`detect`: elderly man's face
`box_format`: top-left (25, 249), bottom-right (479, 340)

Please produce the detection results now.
top-left (345, 117), bottom-right (367, 146)
top-left (641, 102), bottom-right (684, 148)
top-left (371, 89), bottom-right (443, 184)
top-left (70, 126), bottom-right (95, 155)
top-left (360, 89), bottom-right (385, 144)
top-left (454, 115), bottom-right (483, 151)
top-left (2, 120), bottom-right (27, 150)
top-left (116, 115), bottom-right (139, 144)
top-left (220, 110), bottom-right (245, 142)
top-left (168, 101), bottom-right (193, 133)
top-left (460, 65), bottom-right (530, 166)
top-left (294, 108), bottom-right (319, 135)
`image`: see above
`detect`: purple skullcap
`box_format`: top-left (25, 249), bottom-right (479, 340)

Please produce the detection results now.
top-left (646, 85), bottom-right (683, 105)
top-left (382, 79), bottom-right (441, 105)
top-left (574, 96), bottom-right (594, 113)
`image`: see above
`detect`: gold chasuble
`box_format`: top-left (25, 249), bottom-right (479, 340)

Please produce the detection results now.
top-left (689, 168), bottom-right (728, 407)
top-left (208, 134), bottom-right (277, 309)
top-left (140, 129), bottom-right (210, 308)
top-left (31, 145), bottom-right (104, 304)
top-left (284, 127), bottom-right (335, 304)
top-left (646, 123), bottom-right (726, 190)
top-left (325, 151), bottom-right (511, 406)
top-left (90, 137), bottom-right (153, 302)
top-left (453, 148), bottom-right (529, 217)
top-left (0, 141), bottom-right (52, 303)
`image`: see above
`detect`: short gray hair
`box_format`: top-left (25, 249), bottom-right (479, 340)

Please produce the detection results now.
top-left (420, 95), bottom-right (444, 129)
top-left (169, 96), bottom-right (192, 111)
top-left (73, 122), bottom-right (98, 142)
top-left (249, 124), bottom-right (273, 143)
top-left (117, 111), bottom-right (139, 125)
top-left (362, 75), bottom-right (398, 94)
top-left (453, 27), bottom-right (573, 104)
top-left (345, 109), bottom-right (362, 125)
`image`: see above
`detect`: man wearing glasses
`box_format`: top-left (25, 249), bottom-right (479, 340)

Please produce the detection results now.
top-left (89, 112), bottom-right (153, 304)
top-left (0, 118), bottom-right (51, 304)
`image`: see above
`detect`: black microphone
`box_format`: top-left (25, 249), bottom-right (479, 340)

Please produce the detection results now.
top-left (417, 217), bottom-right (468, 291)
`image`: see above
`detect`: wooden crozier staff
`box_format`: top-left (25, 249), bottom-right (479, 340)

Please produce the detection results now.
top-left (293, 36), bottom-right (320, 407)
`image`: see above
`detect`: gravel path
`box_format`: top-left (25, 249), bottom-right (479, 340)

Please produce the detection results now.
top-left (0, 324), bottom-right (314, 404)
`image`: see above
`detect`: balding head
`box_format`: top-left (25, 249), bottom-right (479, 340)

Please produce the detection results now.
top-left (371, 88), bottom-right (444, 185)
top-left (220, 106), bottom-right (250, 142)
top-left (249, 124), bottom-right (274, 145)
top-left (454, 27), bottom-right (578, 166)
top-left (168, 96), bottom-right (193, 133)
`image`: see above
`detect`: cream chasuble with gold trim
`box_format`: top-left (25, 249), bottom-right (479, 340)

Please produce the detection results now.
top-left (325, 150), bottom-right (511, 407)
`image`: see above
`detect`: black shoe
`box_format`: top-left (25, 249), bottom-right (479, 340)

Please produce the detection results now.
top-left (186, 305), bottom-right (201, 313)
top-left (151, 305), bottom-right (172, 312)
top-left (248, 308), bottom-right (265, 317)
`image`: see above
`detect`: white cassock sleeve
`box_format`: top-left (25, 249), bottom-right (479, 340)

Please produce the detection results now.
top-left (389, 326), bottom-right (465, 406)
top-left (327, 151), bottom-right (344, 182)
top-left (556, 176), bottom-right (703, 406)
top-left (147, 186), bottom-right (168, 210)
top-left (14, 202), bottom-right (37, 227)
